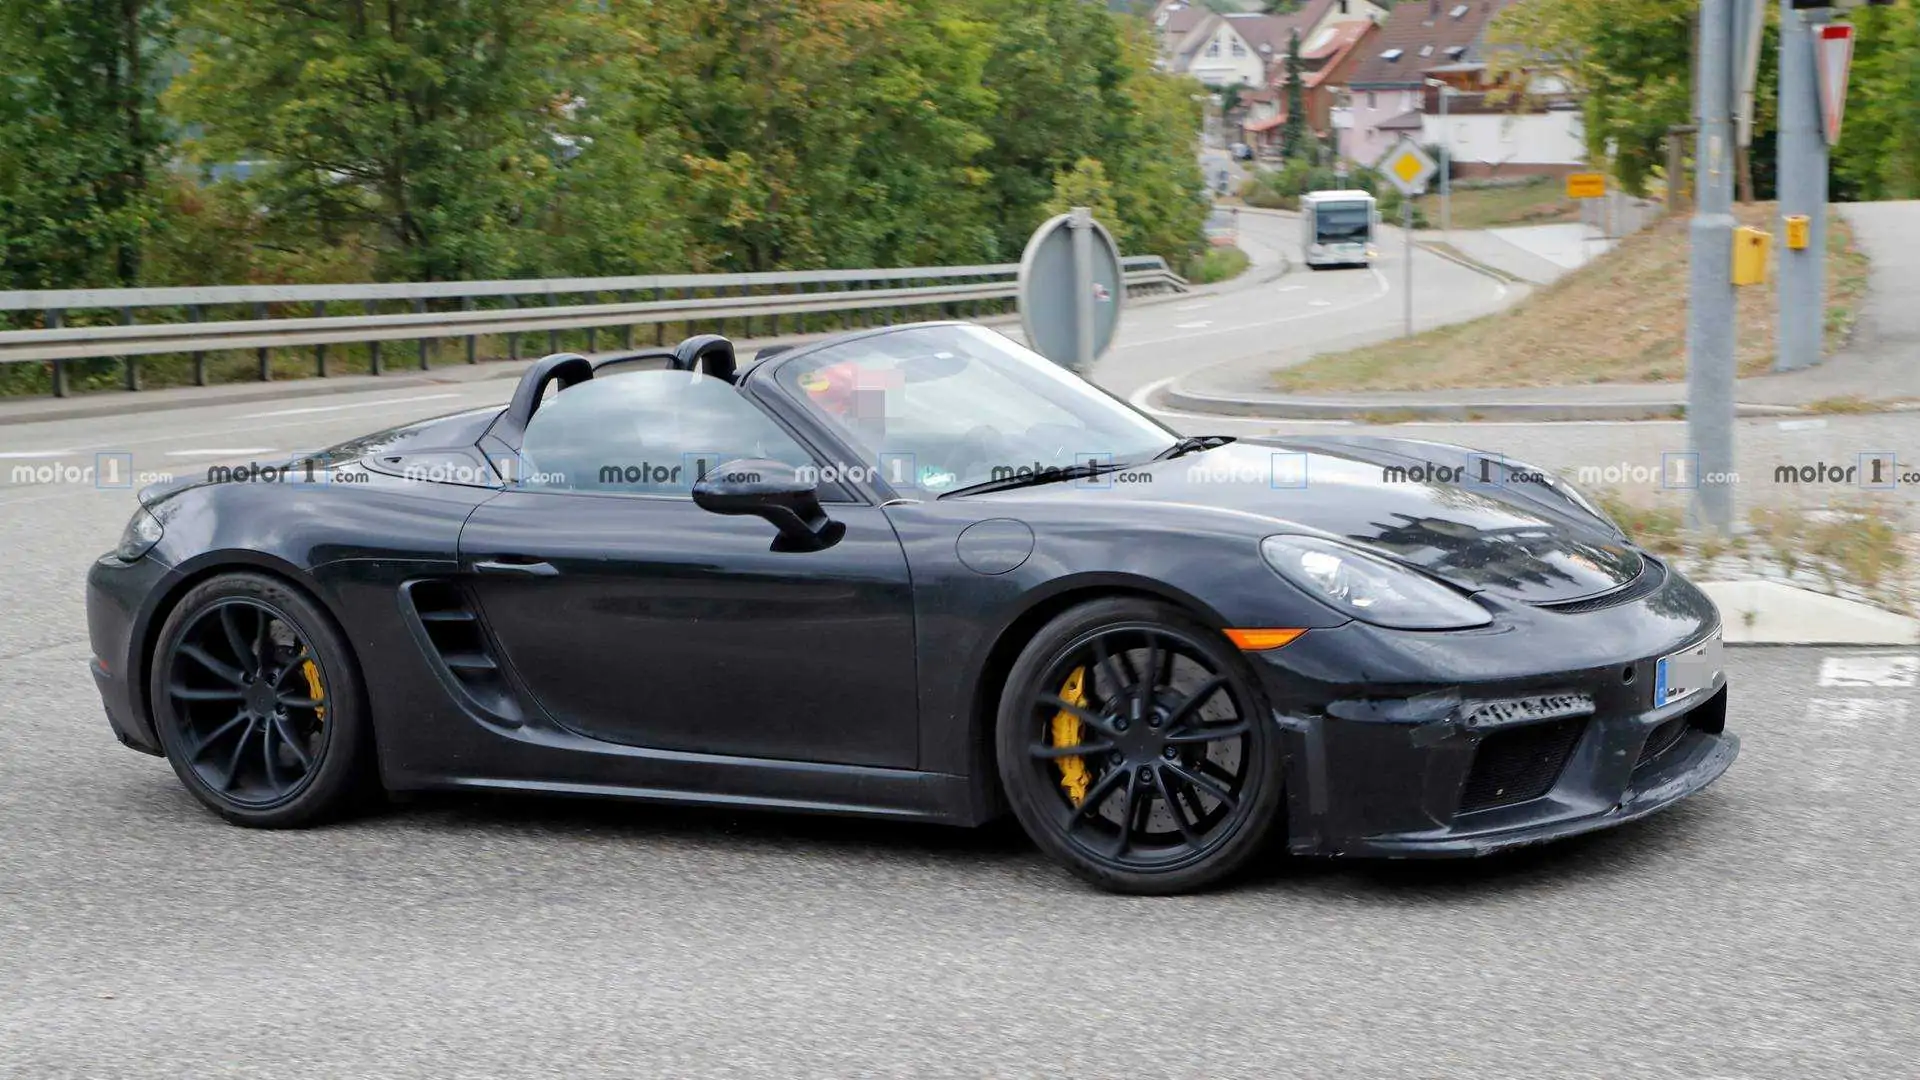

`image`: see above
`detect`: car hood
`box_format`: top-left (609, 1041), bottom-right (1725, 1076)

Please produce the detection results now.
top-left (1030, 436), bottom-right (1642, 605)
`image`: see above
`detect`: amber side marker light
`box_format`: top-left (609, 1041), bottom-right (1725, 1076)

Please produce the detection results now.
top-left (1224, 628), bottom-right (1307, 651)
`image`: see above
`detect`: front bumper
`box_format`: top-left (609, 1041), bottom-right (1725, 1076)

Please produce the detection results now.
top-left (1322, 687), bottom-right (1736, 858)
top-left (86, 552), bottom-right (173, 756)
top-left (1252, 593), bottom-right (1737, 858)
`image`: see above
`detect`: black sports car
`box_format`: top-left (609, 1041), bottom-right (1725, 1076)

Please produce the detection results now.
top-left (87, 323), bottom-right (1736, 893)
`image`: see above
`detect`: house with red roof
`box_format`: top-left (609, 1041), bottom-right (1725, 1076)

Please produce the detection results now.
top-left (1168, 0), bottom-right (1385, 89)
top-left (1239, 17), bottom-right (1378, 157)
top-left (1331, 0), bottom-right (1587, 176)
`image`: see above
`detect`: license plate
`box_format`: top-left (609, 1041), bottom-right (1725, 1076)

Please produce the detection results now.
top-left (1655, 633), bottom-right (1722, 708)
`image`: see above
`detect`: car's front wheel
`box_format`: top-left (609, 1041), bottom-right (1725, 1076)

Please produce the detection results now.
top-left (150, 572), bottom-right (372, 828)
top-left (996, 598), bottom-right (1287, 894)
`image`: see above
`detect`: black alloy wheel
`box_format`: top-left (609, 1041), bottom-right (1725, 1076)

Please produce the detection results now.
top-left (997, 598), bottom-right (1286, 894)
top-left (151, 573), bottom-right (371, 827)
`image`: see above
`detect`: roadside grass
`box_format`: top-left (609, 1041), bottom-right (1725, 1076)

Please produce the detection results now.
top-left (1594, 489), bottom-right (1685, 558)
top-left (1416, 177), bottom-right (1580, 231)
top-left (1273, 204), bottom-right (1870, 393)
top-left (1186, 245), bottom-right (1251, 285)
top-left (1801, 394), bottom-right (1882, 415)
top-left (1592, 484), bottom-right (1914, 615)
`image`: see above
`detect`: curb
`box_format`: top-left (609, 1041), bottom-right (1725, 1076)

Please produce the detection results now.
top-left (1415, 240), bottom-right (1524, 285)
top-left (1154, 384), bottom-right (1828, 424)
top-left (1701, 580), bottom-right (1920, 646)
top-left (1156, 384), bottom-right (1905, 423)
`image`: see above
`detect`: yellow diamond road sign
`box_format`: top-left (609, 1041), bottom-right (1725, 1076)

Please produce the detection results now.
top-left (1382, 139), bottom-right (1438, 197)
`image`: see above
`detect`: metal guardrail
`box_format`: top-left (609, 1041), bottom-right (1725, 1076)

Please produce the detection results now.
top-left (0, 257), bottom-right (1188, 396)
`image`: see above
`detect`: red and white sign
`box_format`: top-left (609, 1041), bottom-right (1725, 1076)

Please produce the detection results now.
top-left (1813, 23), bottom-right (1856, 146)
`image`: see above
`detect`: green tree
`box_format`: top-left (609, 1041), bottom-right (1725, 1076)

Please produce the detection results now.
top-left (0, 0), bottom-right (175, 290)
top-left (1488, 0), bottom-right (1694, 195)
top-left (622, 0), bottom-right (999, 272)
top-left (1833, 1), bottom-right (1920, 200)
top-left (1280, 29), bottom-right (1308, 161)
top-left (969, 0), bottom-right (1205, 263)
top-left (168, 0), bottom-right (618, 281)
top-left (1044, 157), bottom-right (1122, 225)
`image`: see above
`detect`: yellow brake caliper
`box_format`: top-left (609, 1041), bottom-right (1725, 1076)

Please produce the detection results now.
top-left (1051, 667), bottom-right (1091, 806)
top-left (301, 660), bottom-right (326, 728)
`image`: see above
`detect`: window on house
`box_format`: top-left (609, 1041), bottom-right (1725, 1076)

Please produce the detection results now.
top-left (1231, 38), bottom-right (1247, 57)
top-left (1207, 40), bottom-right (1221, 57)
top-left (1450, 3), bottom-right (1470, 17)
top-left (1419, 45), bottom-right (1434, 58)
top-left (1366, 91), bottom-right (1377, 108)
top-left (1380, 48), bottom-right (1403, 61)
top-left (1446, 45), bottom-right (1467, 59)
top-left (1404, 90), bottom-right (1418, 110)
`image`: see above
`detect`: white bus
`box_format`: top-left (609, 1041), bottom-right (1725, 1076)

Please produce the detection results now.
top-left (1300, 190), bottom-right (1378, 269)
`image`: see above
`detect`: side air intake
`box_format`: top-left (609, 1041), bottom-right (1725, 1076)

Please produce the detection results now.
top-left (401, 580), bottom-right (523, 726)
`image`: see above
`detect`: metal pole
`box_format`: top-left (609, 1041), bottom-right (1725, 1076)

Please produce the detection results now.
top-left (47, 309), bottom-right (68, 398)
top-left (1776, 1), bottom-right (1827, 372)
top-left (1070, 206), bottom-right (1095, 375)
top-left (1687, 0), bottom-right (1738, 534)
top-left (1438, 85), bottom-right (1451, 238)
top-left (1403, 198), bottom-right (1414, 337)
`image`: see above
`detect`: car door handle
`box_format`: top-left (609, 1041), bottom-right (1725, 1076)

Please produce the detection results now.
top-left (473, 557), bottom-right (560, 577)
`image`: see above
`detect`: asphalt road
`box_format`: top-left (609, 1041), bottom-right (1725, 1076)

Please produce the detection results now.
top-left (3, 212), bottom-right (1918, 1077)
top-left (1095, 207), bottom-right (1517, 401)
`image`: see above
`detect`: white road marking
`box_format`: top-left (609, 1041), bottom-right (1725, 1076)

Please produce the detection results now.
top-left (1173, 302), bottom-right (1212, 312)
top-left (1119, 266), bottom-right (1394, 350)
top-left (1777, 418), bottom-right (1829, 431)
top-left (1801, 697), bottom-right (1909, 793)
top-left (1308, 299), bottom-right (1332, 307)
top-left (163, 448), bottom-right (283, 458)
top-left (0, 451), bottom-right (72, 459)
top-left (1272, 285), bottom-right (1306, 293)
top-left (1175, 321), bottom-right (1214, 329)
top-left (242, 392), bottom-right (461, 419)
top-left (1819, 654), bottom-right (1919, 688)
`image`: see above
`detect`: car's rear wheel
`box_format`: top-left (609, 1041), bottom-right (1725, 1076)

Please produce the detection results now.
top-left (996, 598), bottom-right (1286, 894)
top-left (150, 572), bottom-right (371, 828)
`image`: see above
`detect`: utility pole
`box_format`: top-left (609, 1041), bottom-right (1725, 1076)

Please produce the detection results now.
top-left (1403, 198), bottom-right (1415, 337)
top-left (1775, 1), bottom-right (1829, 372)
top-left (1427, 79), bottom-right (1453, 237)
top-left (1686, 0), bottom-right (1738, 534)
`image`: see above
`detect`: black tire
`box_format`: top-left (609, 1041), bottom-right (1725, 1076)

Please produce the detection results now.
top-left (995, 597), bottom-right (1286, 894)
top-left (149, 571), bottom-right (373, 828)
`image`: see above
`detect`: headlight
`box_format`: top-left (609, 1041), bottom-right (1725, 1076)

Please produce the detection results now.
top-left (1260, 535), bottom-right (1490, 630)
top-left (115, 508), bottom-right (163, 561)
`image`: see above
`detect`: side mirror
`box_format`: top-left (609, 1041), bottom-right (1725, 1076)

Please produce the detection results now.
top-left (691, 459), bottom-right (845, 552)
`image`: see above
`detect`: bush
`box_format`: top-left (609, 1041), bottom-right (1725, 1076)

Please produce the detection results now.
top-left (1185, 245), bottom-right (1250, 284)
top-left (1238, 158), bottom-right (1430, 228)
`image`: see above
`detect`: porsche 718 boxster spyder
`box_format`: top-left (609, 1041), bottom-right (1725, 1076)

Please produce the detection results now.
top-left (87, 323), bottom-right (1735, 893)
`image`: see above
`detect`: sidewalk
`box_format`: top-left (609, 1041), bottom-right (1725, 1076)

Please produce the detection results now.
top-left (1162, 201), bottom-right (1920, 422)
top-left (1422, 225), bottom-right (1612, 286)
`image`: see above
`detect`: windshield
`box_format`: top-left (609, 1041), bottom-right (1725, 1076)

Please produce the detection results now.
top-left (774, 324), bottom-right (1176, 494)
top-left (1314, 203), bottom-right (1372, 244)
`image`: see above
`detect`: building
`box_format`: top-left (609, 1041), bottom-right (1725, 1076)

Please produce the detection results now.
top-left (1239, 17), bottom-right (1378, 157)
top-left (1169, 0), bottom-right (1385, 89)
top-left (1148, 1), bottom-right (1211, 70)
top-left (1332, 0), bottom-right (1586, 176)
